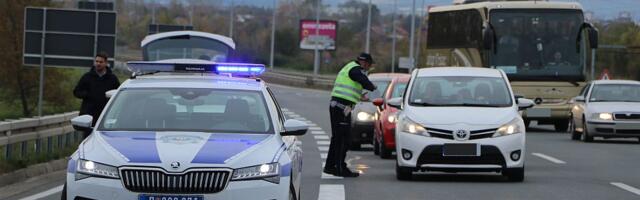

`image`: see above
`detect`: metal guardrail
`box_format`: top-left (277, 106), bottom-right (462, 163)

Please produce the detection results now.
top-left (262, 69), bottom-right (335, 90)
top-left (0, 112), bottom-right (80, 161)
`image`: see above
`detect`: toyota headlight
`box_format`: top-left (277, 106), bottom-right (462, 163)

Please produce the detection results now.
top-left (356, 112), bottom-right (374, 122)
top-left (493, 118), bottom-right (523, 137)
top-left (592, 113), bottom-right (613, 120)
top-left (76, 159), bottom-right (119, 179)
top-left (400, 117), bottom-right (429, 136)
top-left (232, 163), bottom-right (280, 184)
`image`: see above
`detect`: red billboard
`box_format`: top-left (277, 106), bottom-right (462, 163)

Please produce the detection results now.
top-left (299, 20), bottom-right (337, 50)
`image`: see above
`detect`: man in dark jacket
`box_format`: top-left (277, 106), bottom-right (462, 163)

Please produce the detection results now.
top-left (73, 52), bottom-right (120, 131)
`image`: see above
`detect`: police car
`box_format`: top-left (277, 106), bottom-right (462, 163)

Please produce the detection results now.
top-left (63, 31), bottom-right (307, 200)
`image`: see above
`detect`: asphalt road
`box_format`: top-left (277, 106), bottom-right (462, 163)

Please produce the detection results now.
top-left (3, 83), bottom-right (640, 200)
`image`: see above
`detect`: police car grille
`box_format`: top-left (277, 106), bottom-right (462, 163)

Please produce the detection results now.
top-left (120, 169), bottom-right (231, 194)
top-left (614, 113), bottom-right (640, 120)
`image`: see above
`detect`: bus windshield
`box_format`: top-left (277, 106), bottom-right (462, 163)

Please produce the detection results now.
top-left (490, 10), bottom-right (584, 81)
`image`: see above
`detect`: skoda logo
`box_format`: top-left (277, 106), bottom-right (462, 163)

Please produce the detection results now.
top-left (170, 162), bottom-right (181, 169)
top-left (627, 113), bottom-right (632, 117)
top-left (453, 129), bottom-right (470, 141)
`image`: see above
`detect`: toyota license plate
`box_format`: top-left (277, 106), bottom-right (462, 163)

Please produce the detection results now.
top-left (443, 143), bottom-right (480, 156)
top-left (138, 194), bottom-right (204, 200)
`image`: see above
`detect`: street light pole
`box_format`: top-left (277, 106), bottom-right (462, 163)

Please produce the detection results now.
top-left (409, 0), bottom-right (416, 71)
top-left (269, 0), bottom-right (278, 69)
top-left (229, 0), bottom-right (234, 38)
top-left (415, 0), bottom-right (425, 67)
top-left (365, 0), bottom-right (372, 53)
top-left (391, 0), bottom-right (397, 73)
top-left (313, 0), bottom-right (321, 75)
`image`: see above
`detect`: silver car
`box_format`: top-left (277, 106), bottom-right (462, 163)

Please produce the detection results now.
top-left (569, 80), bottom-right (640, 143)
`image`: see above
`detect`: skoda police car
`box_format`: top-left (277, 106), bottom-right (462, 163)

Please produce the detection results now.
top-left (390, 67), bottom-right (534, 182)
top-left (64, 31), bottom-right (307, 200)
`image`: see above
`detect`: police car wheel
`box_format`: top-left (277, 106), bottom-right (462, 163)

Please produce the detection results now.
top-left (289, 180), bottom-right (298, 200)
top-left (60, 183), bottom-right (67, 200)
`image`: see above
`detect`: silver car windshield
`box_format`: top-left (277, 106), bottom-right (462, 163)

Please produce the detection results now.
top-left (409, 76), bottom-right (512, 107)
top-left (99, 88), bottom-right (273, 134)
top-left (590, 84), bottom-right (640, 102)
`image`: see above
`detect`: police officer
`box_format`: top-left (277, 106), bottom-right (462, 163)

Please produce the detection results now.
top-left (73, 52), bottom-right (120, 136)
top-left (324, 53), bottom-right (377, 177)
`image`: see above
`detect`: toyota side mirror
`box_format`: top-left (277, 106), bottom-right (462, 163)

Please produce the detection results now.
top-left (517, 98), bottom-right (535, 111)
top-left (281, 119), bottom-right (308, 136)
top-left (372, 98), bottom-right (384, 107)
top-left (387, 97), bottom-right (402, 110)
top-left (71, 115), bottom-right (93, 132)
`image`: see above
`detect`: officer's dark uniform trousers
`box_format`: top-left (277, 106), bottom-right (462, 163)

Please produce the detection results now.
top-left (325, 99), bottom-right (353, 172)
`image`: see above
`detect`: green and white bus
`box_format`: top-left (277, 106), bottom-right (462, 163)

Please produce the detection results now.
top-left (425, 0), bottom-right (599, 131)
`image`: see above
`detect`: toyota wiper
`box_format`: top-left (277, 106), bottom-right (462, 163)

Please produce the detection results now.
top-left (409, 102), bottom-right (450, 107)
top-left (457, 103), bottom-right (503, 107)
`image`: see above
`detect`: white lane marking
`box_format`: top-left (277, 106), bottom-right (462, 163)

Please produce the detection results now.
top-left (289, 114), bottom-right (301, 118)
top-left (19, 185), bottom-right (63, 200)
top-left (321, 153), bottom-right (327, 159)
top-left (314, 135), bottom-right (330, 140)
top-left (318, 184), bottom-right (345, 200)
top-left (318, 146), bottom-right (329, 151)
top-left (281, 108), bottom-right (289, 112)
top-left (306, 122), bottom-right (318, 126)
top-left (311, 130), bottom-right (326, 135)
top-left (309, 127), bottom-right (322, 131)
top-left (295, 118), bottom-right (308, 121)
top-left (317, 141), bottom-right (331, 145)
top-left (532, 153), bottom-right (566, 164)
top-left (611, 182), bottom-right (640, 196)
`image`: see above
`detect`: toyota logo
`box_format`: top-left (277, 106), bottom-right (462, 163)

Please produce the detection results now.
top-left (170, 162), bottom-right (181, 169)
top-left (453, 130), bottom-right (470, 141)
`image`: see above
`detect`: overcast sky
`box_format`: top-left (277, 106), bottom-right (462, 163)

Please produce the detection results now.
top-left (206, 0), bottom-right (640, 21)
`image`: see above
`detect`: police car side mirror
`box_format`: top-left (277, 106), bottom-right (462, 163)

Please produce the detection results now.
top-left (105, 90), bottom-right (117, 99)
top-left (387, 97), bottom-right (402, 110)
top-left (71, 115), bottom-right (93, 131)
top-left (282, 119), bottom-right (308, 136)
top-left (517, 98), bottom-right (535, 111)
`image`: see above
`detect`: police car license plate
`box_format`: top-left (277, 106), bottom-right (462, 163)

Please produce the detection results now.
top-left (443, 143), bottom-right (480, 156)
top-left (138, 194), bottom-right (204, 200)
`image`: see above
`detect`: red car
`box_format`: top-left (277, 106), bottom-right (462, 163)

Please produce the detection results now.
top-left (372, 74), bottom-right (410, 158)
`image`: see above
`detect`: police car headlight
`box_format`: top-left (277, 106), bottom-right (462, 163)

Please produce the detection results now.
top-left (493, 118), bottom-right (523, 137)
top-left (400, 118), bottom-right (429, 137)
top-left (356, 112), bottom-right (374, 122)
top-left (76, 159), bottom-right (119, 179)
top-left (232, 163), bottom-right (280, 184)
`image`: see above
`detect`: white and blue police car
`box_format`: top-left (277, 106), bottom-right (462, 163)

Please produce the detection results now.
top-left (63, 31), bottom-right (307, 200)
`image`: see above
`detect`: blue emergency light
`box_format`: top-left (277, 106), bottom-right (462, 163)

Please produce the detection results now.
top-left (127, 61), bottom-right (265, 77)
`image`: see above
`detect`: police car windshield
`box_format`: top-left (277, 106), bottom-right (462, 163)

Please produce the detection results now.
top-left (144, 36), bottom-right (231, 62)
top-left (98, 88), bottom-right (273, 134)
top-left (408, 76), bottom-right (513, 107)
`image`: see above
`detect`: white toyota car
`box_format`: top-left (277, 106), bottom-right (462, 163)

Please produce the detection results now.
top-left (390, 67), bottom-right (534, 181)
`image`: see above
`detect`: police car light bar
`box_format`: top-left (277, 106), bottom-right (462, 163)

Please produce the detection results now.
top-left (127, 61), bottom-right (265, 77)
